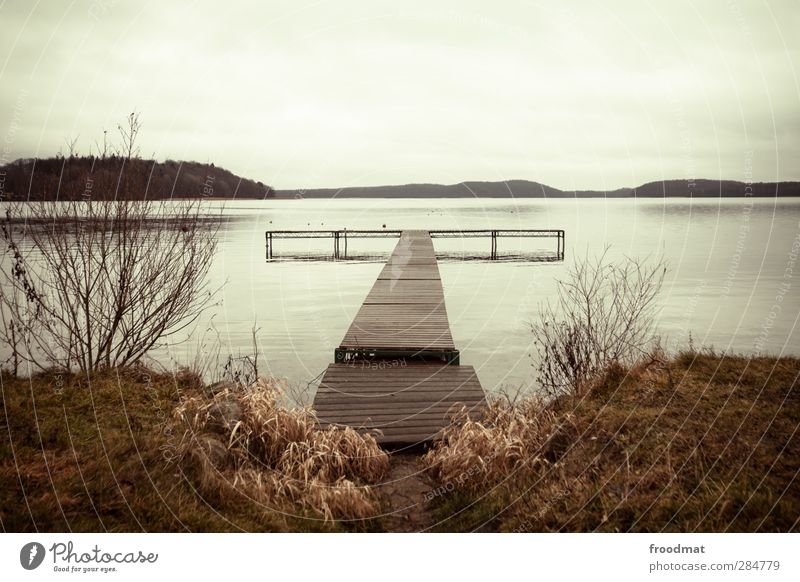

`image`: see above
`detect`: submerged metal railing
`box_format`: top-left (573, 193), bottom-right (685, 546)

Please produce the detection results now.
top-left (264, 229), bottom-right (565, 261)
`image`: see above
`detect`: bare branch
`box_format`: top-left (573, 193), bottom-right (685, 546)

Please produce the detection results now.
top-left (0, 198), bottom-right (221, 372)
top-left (532, 248), bottom-right (666, 399)
top-left (117, 111), bottom-right (141, 160)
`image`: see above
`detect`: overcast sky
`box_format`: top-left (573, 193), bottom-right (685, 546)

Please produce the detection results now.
top-left (1, 0), bottom-right (798, 190)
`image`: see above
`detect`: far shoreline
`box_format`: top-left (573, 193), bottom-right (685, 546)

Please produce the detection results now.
top-left (188, 194), bottom-right (800, 201)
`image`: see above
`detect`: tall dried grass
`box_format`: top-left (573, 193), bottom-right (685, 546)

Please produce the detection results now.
top-left (422, 399), bottom-right (565, 494)
top-left (422, 353), bottom-right (800, 532)
top-left (174, 378), bottom-right (388, 523)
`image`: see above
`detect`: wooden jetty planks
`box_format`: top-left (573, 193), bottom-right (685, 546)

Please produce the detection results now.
top-left (316, 363), bottom-right (486, 444)
top-left (315, 229), bottom-right (487, 444)
top-left (339, 230), bottom-right (455, 352)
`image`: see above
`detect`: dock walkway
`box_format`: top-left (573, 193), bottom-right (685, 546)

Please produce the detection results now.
top-left (313, 230), bottom-right (486, 445)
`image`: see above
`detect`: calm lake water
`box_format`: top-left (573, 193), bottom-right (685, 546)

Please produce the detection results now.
top-left (149, 197), bottom-right (800, 396)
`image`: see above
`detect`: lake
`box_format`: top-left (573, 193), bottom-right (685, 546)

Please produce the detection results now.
top-left (146, 196), bottom-right (800, 397)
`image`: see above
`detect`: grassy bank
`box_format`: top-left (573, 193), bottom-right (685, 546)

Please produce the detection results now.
top-left (423, 351), bottom-right (800, 532)
top-left (0, 367), bottom-right (386, 532)
top-left (2, 351), bottom-right (798, 532)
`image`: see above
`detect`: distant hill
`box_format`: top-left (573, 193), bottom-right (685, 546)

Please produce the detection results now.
top-left (278, 179), bottom-right (800, 198)
top-left (3, 159), bottom-right (797, 201)
top-left (0, 157), bottom-right (275, 201)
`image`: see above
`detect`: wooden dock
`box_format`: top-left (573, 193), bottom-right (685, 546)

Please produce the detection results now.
top-left (336, 230), bottom-right (458, 364)
top-left (313, 230), bottom-right (487, 445)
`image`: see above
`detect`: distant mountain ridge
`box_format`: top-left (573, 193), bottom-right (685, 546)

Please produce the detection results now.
top-left (279, 179), bottom-right (800, 198)
top-left (0, 157), bottom-right (275, 201)
top-left (2, 157), bottom-right (797, 200)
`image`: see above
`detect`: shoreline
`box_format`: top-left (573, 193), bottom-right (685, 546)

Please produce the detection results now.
top-left (2, 349), bottom-right (797, 532)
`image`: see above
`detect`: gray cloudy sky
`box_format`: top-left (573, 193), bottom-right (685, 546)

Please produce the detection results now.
top-left (1, 0), bottom-right (798, 189)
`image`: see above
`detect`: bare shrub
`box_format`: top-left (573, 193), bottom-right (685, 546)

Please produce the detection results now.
top-left (0, 199), bottom-right (218, 372)
top-left (532, 248), bottom-right (666, 398)
top-left (118, 111), bottom-right (142, 160)
top-left (220, 324), bottom-right (261, 386)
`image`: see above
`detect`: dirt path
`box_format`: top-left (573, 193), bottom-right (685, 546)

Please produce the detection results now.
top-left (379, 452), bottom-right (436, 532)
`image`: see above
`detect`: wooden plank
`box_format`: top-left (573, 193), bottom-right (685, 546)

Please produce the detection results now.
top-left (313, 363), bottom-right (486, 444)
top-left (340, 232), bottom-right (454, 351)
top-left (311, 231), bottom-right (488, 444)
top-left (318, 386), bottom-right (483, 393)
top-left (315, 395), bottom-right (485, 407)
top-left (316, 409), bottom-right (481, 422)
top-left (315, 403), bottom-right (482, 415)
top-left (340, 338), bottom-right (455, 350)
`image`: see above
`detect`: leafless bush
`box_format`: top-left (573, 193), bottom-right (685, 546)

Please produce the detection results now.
top-left (118, 111), bottom-right (141, 160)
top-left (0, 199), bottom-right (219, 372)
top-left (532, 247), bottom-right (666, 398)
top-left (219, 325), bottom-right (262, 386)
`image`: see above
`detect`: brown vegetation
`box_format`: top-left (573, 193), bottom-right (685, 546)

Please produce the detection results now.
top-left (174, 378), bottom-right (389, 524)
top-left (2, 351), bottom-right (796, 532)
top-left (0, 367), bottom-right (388, 531)
top-left (423, 350), bottom-right (800, 532)
top-left (1, 199), bottom-right (218, 373)
top-left (532, 248), bottom-right (666, 399)
top-left (0, 367), bottom-right (277, 532)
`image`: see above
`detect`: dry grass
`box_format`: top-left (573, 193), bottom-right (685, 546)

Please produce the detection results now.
top-left (423, 352), bottom-right (800, 532)
top-left (174, 378), bottom-right (389, 524)
top-left (423, 400), bottom-right (562, 494)
top-left (0, 366), bottom-right (289, 531)
top-left (0, 367), bottom-right (387, 531)
top-left (6, 352), bottom-right (795, 533)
